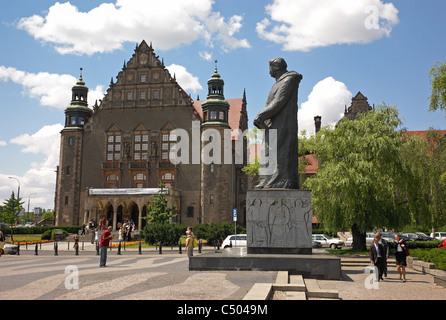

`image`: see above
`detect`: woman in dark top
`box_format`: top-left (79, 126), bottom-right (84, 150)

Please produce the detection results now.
top-left (394, 234), bottom-right (407, 282)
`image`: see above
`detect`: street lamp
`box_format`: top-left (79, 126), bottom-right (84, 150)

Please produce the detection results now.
top-left (8, 176), bottom-right (21, 228)
top-left (8, 176), bottom-right (20, 200)
top-left (28, 193), bottom-right (37, 223)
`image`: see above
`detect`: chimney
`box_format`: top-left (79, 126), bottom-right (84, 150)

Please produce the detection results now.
top-left (314, 115), bottom-right (322, 134)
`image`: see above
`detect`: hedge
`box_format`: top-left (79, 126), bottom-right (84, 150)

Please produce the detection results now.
top-left (0, 225), bottom-right (81, 235)
top-left (410, 248), bottom-right (446, 271)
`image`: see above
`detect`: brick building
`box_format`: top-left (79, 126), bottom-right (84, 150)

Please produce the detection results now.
top-left (55, 40), bottom-right (248, 229)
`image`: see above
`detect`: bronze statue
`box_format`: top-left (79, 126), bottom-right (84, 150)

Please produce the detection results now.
top-left (254, 58), bottom-right (302, 189)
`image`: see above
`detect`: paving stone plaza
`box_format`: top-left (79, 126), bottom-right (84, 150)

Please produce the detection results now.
top-left (1, 242), bottom-right (445, 301)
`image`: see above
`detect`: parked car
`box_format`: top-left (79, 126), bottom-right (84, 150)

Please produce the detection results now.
top-left (3, 244), bottom-right (18, 255)
top-left (312, 241), bottom-right (322, 248)
top-left (222, 234), bottom-right (247, 248)
top-left (430, 232), bottom-right (446, 240)
top-left (345, 237), bottom-right (353, 246)
top-left (366, 233), bottom-right (376, 244)
top-left (312, 234), bottom-right (344, 249)
top-left (415, 232), bottom-right (435, 241)
top-left (401, 232), bottom-right (434, 241)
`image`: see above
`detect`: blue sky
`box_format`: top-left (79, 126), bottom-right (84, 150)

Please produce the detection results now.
top-left (0, 0), bottom-right (445, 210)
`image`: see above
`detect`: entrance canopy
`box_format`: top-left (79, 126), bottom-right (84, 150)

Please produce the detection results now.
top-left (89, 188), bottom-right (168, 196)
top-left (85, 187), bottom-right (180, 229)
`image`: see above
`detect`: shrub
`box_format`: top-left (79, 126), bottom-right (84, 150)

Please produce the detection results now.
top-left (40, 229), bottom-right (68, 240)
top-left (411, 248), bottom-right (446, 271)
top-left (143, 223), bottom-right (186, 246)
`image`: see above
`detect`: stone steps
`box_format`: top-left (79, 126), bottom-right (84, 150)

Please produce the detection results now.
top-left (243, 271), bottom-right (340, 301)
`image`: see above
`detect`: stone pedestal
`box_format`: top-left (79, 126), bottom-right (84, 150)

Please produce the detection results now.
top-left (246, 189), bottom-right (312, 254)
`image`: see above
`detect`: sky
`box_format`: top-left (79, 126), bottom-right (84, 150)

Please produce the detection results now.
top-left (0, 0), bottom-right (445, 211)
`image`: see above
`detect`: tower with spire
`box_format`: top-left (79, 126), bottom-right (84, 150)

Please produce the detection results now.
top-left (55, 69), bottom-right (92, 225)
top-left (200, 62), bottom-right (235, 223)
top-left (201, 61), bottom-right (231, 128)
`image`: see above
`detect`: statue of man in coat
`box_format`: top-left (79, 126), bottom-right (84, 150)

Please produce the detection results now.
top-left (253, 58), bottom-right (302, 189)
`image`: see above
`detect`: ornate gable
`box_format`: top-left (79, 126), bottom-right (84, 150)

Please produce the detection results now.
top-left (97, 40), bottom-right (193, 110)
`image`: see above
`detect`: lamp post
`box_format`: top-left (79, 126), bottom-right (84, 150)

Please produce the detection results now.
top-left (8, 176), bottom-right (21, 222)
top-left (28, 193), bottom-right (37, 223)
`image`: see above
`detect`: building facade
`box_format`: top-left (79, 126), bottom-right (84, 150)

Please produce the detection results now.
top-left (55, 40), bottom-right (248, 229)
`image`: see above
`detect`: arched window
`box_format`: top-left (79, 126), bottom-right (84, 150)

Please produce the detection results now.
top-left (161, 172), bottom-right (175, 188)
top-left (133, 173), bottom-right (147, 188)
top-left (106, 173), bottom-right (119, 188)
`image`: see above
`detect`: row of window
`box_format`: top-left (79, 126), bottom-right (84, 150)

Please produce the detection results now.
top-left (126, 89), bottom-right (160, 101)
top-left (106, 172), bottom-right (175, 188)
top-left (106, 131), bottom-right (176, 162)
top-left (203, 110), bottom-right (226, 122)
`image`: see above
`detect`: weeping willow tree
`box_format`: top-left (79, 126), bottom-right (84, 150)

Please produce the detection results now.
top-left (429, 61), bottom-right (446, 116)
top-left (400, 129), bottom-right (446, 232)
top-left (304, 105), bottom-right (412, 250)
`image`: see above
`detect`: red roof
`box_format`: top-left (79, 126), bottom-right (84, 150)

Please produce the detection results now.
top-left (404, 130), bottom-right (446, 139)
top-left (193, 99), bottom-right (244, 140)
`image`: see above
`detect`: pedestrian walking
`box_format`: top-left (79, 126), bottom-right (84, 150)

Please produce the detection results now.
top-left (89, 219), bottom-right (96, 244)
top-left (73, 233), bottom-right (80, 249)
top-left (375, 232), bottom-right (389, 277)
top-left (185, 227), bottom-right (196, 258)
top-left (81, 224), bottom-right (86, 235)
top-left (0, 231), bottom-right (5, 257)
top-left (370, 236), bottom-right (385, 281)
top-left (394, 234), bottom-right (408, 282)
top-left (99, 226), bottom-right (114, 267)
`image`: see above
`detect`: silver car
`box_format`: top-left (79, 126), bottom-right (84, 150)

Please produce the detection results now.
top-left (3, 244), bottom-right (19, 255)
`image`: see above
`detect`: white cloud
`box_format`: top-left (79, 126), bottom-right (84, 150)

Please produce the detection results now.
top-left (299, 77), bottom-right (352, 135)
top-left (17, 0), bottom-right (250, 56)
top-left (199, 51), bottom-right (213, 62)
top-left (0, 66), bottom-right (105, 109)
top-left (0, 124), bottom-right (63, 210)
top-left (166, 64), bottom-right (203, 94)
top-left (257, 0), bottom-right (399, 51)
top-left (0, 141), bottom-right (6, 147)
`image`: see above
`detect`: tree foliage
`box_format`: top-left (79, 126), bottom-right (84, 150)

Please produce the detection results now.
top-left (144, 184), bottom-right (176, 224)
top-left (1, 191), bottom-right (24, 242)
top-left (400, 129), bottom-right (446, 229)
top-left (142, 184), bottom-right (179, 245)
top-left (429, 61), bottom-right (446, 116)
top-left (304, 105), bottom-right (411, 250)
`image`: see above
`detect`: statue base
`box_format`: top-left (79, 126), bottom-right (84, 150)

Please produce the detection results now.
top-left (246, 189), bottom-right (312, 254)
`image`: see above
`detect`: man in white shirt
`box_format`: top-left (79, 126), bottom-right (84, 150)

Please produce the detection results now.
top-left (370, 236), bottom-right (385, 281)
top-left (375, 232), bottom-right (389, 277)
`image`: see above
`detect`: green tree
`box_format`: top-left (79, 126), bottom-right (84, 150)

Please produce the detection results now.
top-left (144, 184), bottom-right (176, 224)
top-left (429, 62), bottom-right (446, 116)
top-left (304, 105), bottom-right (411, 250)
top-left (142, 183), bottom-right (178, 246)
top-left (400, 129), bottom-right (446, 231)
top-left (1, 192), bottom-right (24, 242)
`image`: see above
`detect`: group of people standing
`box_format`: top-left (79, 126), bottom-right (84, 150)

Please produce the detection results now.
top-left (369, 232), bottom-right (409, 282)
top-left (118, 221), bottom-right (136, 242)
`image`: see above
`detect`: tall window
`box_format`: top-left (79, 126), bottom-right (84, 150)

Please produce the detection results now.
top-left (133, 131), bottom-right (149, 161)
top-left (161, 131), bottom-right (177, 161)
top-left (106, 134), bottom-right (121, 161)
